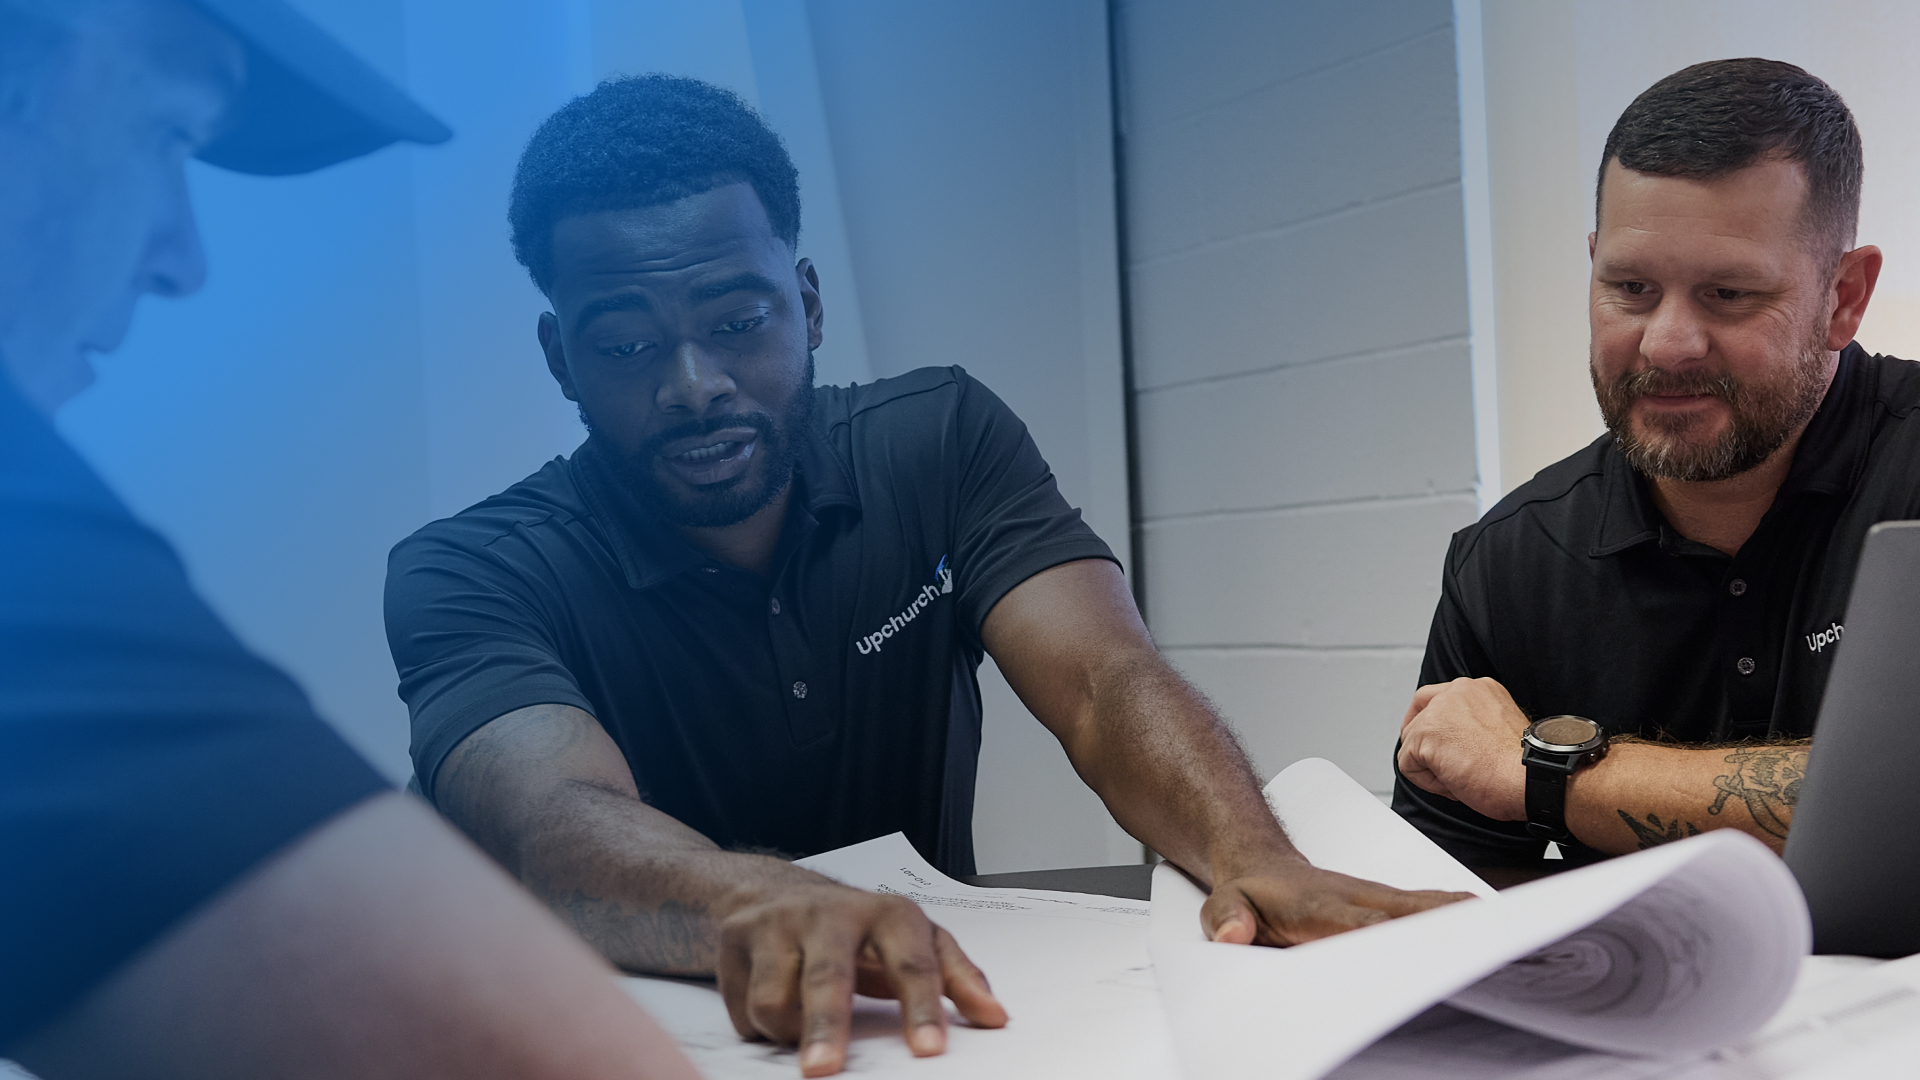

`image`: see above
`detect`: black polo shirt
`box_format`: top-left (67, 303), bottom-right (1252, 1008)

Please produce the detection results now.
top-left (386, 366), bottom-right (1114, 877)
top-left (0, 371), bottom-right (387, 1048)
top-left (1394, 344), bottom-right (1920, 869)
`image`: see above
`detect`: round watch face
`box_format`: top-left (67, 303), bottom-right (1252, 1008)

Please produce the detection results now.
top-left (1529, 715), bottom-right (1602, 750)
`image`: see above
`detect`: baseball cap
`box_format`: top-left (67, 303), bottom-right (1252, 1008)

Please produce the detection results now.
top-left (185, 0), bottom-right (452, 175)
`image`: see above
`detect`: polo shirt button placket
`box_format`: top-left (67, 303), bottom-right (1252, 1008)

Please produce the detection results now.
top-left (1729, 578), bottom-right (1748, 596)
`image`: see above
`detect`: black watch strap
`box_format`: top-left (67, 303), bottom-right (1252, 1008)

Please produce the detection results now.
top-left (1525, 766), bottom-right (1571, 841)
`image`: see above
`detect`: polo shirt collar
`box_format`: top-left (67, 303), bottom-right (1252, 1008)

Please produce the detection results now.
top-left (794, 410), bottom-right (861, 516)
top-left (1588, 342), bottom-right (1872, 558)
top-left (570, 411), bottom-right (861, 592)
top-left (1778, 341), bottom-right (1872, 498)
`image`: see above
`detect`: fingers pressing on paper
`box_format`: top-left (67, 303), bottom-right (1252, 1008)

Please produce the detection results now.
top-left (1201, 868), bottom-right (1474, 947)
top-left (715, 883), bottom-right (1006, 1078)
top-left (933, 926), bottom-right (1007, 1030)
top-left (1200, 890), bottom-right (1260, 945)
top-left (796, 928), bottom-right (861, 1077)
top-left (868, 904), bottom-right (951, 1058)
top-left (852, 908), bottom-right (1009, 1051)
top-left (1199, 879), bottom-right (1386, 946)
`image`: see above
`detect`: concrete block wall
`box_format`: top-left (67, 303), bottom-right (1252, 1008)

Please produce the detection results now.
top-left (1114, 0), bottom-right (1481, 793)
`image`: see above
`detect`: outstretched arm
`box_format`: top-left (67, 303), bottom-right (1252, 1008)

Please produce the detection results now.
top-left (1397, 676), bottom-right (1810, 855)
top-left (434, 704), bottom-right (1004, 1077)
top-left (12, 793), bottom-right (698, 1080)
top-left (980, 559), bottom-right (1470, 945)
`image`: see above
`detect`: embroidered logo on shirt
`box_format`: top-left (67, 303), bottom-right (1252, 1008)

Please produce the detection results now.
top-left (855, 555), bottom-right (953, 656)
top-left (1805, 621), bottom-right (1845, 654)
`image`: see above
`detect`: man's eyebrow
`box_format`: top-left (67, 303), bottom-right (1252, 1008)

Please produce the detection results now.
top-left (572, 293), bottom-right (652, 335)
top-left (692, 272), bottom-right (782, 304)
top-left (1593, 259), bottom-right (1780, 284)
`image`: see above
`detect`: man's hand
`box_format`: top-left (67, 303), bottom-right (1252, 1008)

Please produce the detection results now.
top-left (436, 704), bottom-right (1005, 1076)
top-left (1396, 676), bottom-right (1532, 820)
top-left (715, 878), bottom-right (1007, 1077)
top-left (984, 560), bottom-right (1473, 950)
top-left (1200, 857), bottom-right (1472, 945)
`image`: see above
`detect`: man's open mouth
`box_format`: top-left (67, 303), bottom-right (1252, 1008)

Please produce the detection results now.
top-left (681, 440), bottom-right (742, 462)
top-left (660, 428), bottom-right (760, 486)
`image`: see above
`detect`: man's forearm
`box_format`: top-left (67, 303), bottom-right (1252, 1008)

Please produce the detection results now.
top-left (506, 782), bottom-right (812, 975)
top-left (436, 703), bottom-right (833, 976)
top-left (15, 794), bottom-right (701, 1080)
top-left (1566, 740), bottom-right (1811, 855)
top-left (1064, 652), bottom-right (1296, 885)
top-left (990, 562), bottom-right (1470, 943)
top-left (980, 561), bottom-right (1296, 887)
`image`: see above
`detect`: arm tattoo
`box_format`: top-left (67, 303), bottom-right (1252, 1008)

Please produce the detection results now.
top-left (1616, 810), bottom-right (1702, 850)
top-left (1707, 746), bottom-right (1808, 840)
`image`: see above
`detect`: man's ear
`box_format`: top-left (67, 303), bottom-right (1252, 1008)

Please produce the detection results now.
top-left (1588, 231), bottom-right (1597, 260)
top-left (1827, 245), bottom-right (1883, 351)
top-left (538, 311), bottom-right (578, 402)
top-left (796, 257), bottom-right (824, 352)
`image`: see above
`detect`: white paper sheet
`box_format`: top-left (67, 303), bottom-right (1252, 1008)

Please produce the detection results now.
top-left (1258, 756), bottom-right (1498, 900)
top-left (1150, 758), bottom-right (1811, 1080)
top-left (623, 832), bottom-right (1175, 1078)
top-left (1327, 953), bottom-right (1918, 1080)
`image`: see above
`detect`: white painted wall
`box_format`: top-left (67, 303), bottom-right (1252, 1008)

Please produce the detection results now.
top-left (805, 0), bottom-right (1138, 871)
top-left (1473, 0), bottom-right (1920, 493)
top-left (1114, 0), bottom-right (1481, 796)
top-left (57, 0), bottom-right (1135, 872)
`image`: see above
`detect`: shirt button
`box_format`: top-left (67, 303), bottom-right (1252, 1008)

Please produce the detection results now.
top-left (1736, 657), bottom-right (1756, 676)
top-left (770, 597), bottom-right (781, 615)
top-left (1729, 578), bottom-right (1748, 596)
top-left (792, 681), bottom-right (808, 699)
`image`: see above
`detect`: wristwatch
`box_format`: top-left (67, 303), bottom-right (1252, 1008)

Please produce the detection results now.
top-left (1521, 715), bottom-right (1609, 842)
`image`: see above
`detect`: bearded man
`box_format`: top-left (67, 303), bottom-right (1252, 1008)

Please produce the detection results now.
top-left (1394, 58), bottom-right (1920, 871)
top-left (384, 75), bottom-right (1464, 1078)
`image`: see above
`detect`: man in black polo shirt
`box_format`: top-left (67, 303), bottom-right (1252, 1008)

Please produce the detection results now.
top-left (2, 2), bottom-right (696, 1078)
top-left (386, 75), bottom-right (1465, 1077)
top-left (1394, 59), bottom-right (1919, 871)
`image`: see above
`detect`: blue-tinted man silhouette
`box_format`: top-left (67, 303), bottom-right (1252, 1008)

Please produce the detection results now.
top-left (0, 3), bottom-right (697, 1077)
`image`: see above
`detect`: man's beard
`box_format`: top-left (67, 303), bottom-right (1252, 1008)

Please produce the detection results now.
top-left (586, 358), bottom-right (816, 529)
top-left (1591, 326), bottom-right (1832, 483)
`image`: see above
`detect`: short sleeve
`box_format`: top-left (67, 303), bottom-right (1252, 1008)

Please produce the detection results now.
top-left (0, 388), bottom-right (387, 1048)
top-left (945, 369), bottom-right (1119, 637)
top-left (385, 530), bottom-right (595, 803)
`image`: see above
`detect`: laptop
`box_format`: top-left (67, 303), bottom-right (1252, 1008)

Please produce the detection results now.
top-left (1784, 518), bottom-right (1920, 957)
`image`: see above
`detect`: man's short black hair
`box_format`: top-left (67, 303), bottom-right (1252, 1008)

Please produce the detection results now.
top-left (1599, 58), bottom-right (1862, 267)
top-left (509, 74), bottom-right (800, 294)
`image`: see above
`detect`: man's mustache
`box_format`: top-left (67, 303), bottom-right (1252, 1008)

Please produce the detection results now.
top-left (1608, 367), bottom-right (1742, 403)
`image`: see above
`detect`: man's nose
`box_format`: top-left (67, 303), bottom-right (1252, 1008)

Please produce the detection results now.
top-left (1639, 294), bottom-right (1710, 369)
top-left (655, 341), bottom-right (736, 414)
top-left (142, 167), bottom-right (208, 299)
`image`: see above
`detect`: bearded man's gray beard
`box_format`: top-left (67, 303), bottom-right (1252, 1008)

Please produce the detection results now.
top-left (1591, 326), bottom-right (1834, 483)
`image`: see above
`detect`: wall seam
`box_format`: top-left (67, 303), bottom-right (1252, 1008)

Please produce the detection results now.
top-left (1141, 490), bottom-right (1479, 527)
top-left (1135, 332), bottom-right (1471, 395)
top-left (1106, 0), bottom-right (1149, 623)
top-left (1128, 20), bottom-right (1457, 133)
top-left (1126, 177), bottom-right (1465, 271)
top-left (1162, 644), bottom-right (1428, 655)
